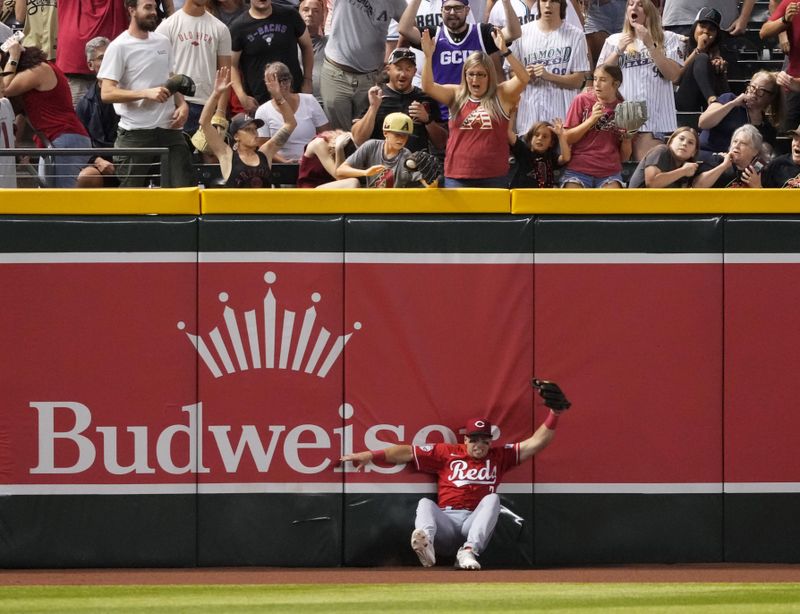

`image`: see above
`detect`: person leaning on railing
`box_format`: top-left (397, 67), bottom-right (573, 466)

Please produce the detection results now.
top-left (199, 66), bottom-right (296, 188)
top-left (0, 38), bottom-right (91, 187)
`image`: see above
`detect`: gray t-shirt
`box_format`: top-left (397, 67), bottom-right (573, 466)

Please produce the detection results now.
top-left (662, 0), bottom-right (738, 30)
top-left (345, 139), bottom-right (421, 188)
top-left (628, 144), bottom-right (693, 188)
top-left (324, 0), bottom-right (406, 73)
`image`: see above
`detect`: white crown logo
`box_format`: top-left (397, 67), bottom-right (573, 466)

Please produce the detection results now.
top-left (177, 271), bottom-right (361, 379)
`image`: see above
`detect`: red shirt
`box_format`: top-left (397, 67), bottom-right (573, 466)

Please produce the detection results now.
top-left (564, 90), bottom-right (623, 178)
top-left (56, 0), bottom-right (128, 75)
top-left (413, 442), bottom-right (520, 511)
top-left (445, 97), bottom-right (510, 179)
top-left (769, 0), bottom-right (800, 76)
top-left (22, 63), bottom-right (89, 144)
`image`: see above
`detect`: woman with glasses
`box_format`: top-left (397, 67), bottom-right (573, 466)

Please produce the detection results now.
top-left (697, 70), bottom-right (783, 158)
top-left (420, 28), bottom-right (529, 187)
top-left (254, 61), bottom-right (330, 163)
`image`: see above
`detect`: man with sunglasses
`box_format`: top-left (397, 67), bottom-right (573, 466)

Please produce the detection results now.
top-left (340, 381), bottom-right (570, 570)
top-left (399, 0), bottom-right (521, 119)
top-left (351, 47), bottom-right (446, 153)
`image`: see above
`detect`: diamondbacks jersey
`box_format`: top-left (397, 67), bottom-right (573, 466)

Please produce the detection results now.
top-left (487, 0), bottom-right (583, 30)
top-left (597, 31), bottom-right (684, 133)
top-left (445, 97), bottom-right (511, 178)
top-left (413, 442), bottom-right (520, 510)
top-left (511, 21), bottom-right (589, 133)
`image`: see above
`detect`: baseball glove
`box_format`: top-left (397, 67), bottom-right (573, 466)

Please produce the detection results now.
top-left (613, 100), bottom-right (648, 135)
top-left (191, 114), bottom-right (230, 153)
top-left (532, 379), bottom-right (572, 411)
top-left (404, 150), bottom-right (443, 187)
top-left (165, 74), bottom-right (197, 97)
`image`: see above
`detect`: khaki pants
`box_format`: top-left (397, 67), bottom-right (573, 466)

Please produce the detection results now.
top-left (320, 58), bottom-right (380, 131)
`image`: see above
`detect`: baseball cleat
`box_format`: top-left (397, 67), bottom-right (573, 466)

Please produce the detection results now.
top-left (411, 529), bottom-right (436, 567)
top-left (455, 547), bottom-right (481, 570)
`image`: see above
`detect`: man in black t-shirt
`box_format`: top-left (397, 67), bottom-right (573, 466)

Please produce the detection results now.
top-left (351, 47), bottom-right (446, 153)
top-left (229, 0), bottom-right (314, 113)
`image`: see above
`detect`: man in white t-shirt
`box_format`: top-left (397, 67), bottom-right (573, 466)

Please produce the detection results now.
top-left (0, 96), bottom-right (16, 188)
top-left (321, 0), bottom-right (407, 129)
top-left (98, 0), bottom-right (194, 187)
top-left (510, 0), bottom-right (589, 134)
top-left (156, 0), bottom-right (232, 134)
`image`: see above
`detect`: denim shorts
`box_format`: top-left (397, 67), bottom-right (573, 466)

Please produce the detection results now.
top-left (585, 0), bottom-right (627, 35)
top-left (560, 168), bottom-right (625, 188)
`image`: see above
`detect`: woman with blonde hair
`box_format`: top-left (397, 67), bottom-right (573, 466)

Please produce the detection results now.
top-left (420, 28), bottom-right (529, 187)
top-left (598, 0), bottom-right (684, 160)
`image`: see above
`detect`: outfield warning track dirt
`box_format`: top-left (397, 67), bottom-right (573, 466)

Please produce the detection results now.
top-left (2, 565), bottom-right (800, 586)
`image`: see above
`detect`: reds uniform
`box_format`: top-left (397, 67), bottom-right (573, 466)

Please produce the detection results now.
top-left (412, 441), bottom-right (520, 556)
top-left (597, 31), bottom-right (684, 133)
top-left (510, 19), bottom-right (589, 133)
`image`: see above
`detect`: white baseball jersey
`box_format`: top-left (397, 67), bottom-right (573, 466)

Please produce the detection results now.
top-left (0, 97), bottom-right (16, 189)
top-left (597, 31), bottom-right (684, 133)
top-left (488, 0), bottom-right (583, 30)
top-left (511, 20), bottom-right (589, 132)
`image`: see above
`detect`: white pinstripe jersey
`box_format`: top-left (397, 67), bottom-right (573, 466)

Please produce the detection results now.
top-left (488, 0), bottom-right (583, 30)
top-left (597, 31), bottom-right (684, 133)
top-left (510, 21), bottom-right (590, 133)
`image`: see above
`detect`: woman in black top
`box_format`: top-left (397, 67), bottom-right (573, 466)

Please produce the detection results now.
top-left (199, 66), bottom-right (296, 188)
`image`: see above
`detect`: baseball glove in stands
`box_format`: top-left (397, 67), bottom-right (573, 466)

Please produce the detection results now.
top-left (404, 150), bottom-right (443, 187)
top-left (532, 379), bottom-right (572, 411)
top-left (613, 100), bottom-right (648, 136)
top-left (165, 74), bottom-right (197, 97)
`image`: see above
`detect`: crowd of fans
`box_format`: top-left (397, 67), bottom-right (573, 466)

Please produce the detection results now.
top-left (0, 0), bottom-right (798, 189)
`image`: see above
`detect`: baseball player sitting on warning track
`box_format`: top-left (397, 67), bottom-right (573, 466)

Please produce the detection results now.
top-left (340, 380), bottom-right (570, 570)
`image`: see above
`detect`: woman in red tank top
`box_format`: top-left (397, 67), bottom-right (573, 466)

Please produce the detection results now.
top-left (1, 40), bottom-right (91, 187)
top-left (419, 28), bottom-right (529, 188)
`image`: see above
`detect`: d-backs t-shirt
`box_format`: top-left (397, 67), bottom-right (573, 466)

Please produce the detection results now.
top-left (413, 442), bottom-right (520, 511)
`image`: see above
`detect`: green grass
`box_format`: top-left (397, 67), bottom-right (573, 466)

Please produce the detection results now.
top-left (1, 583), bottom-right (800, 613)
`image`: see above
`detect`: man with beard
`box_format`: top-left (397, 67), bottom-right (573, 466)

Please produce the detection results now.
top-left (229, 0), bottom-right (313, 113)
top-left (99, 0), bottom-right (193, 187)
top-left (762, 125), bottom-right (800, 188)
top-left (398, 0), bottom-right (521, 120)
top-left (351, 47), bottom-right (446, 153)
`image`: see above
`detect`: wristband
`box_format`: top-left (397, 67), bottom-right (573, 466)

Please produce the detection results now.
top-left (544, 412), bottom-right (559, 430)
top-left (783, 14), bottom-right (790, 24)
top-left (8, 60), bottom-right (18, 67)
top-left (370, 449), bottom-right (387, 462)
top-left (500, 49), bottom-right (512, 58)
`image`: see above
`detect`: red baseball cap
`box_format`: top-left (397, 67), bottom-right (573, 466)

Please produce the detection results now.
top-left (465, 417), bottom-right (492, 437)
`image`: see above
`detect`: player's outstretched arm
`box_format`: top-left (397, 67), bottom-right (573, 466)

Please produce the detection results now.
top-left (519, 411), bottom-right (561, 462)
top-left (340, 445), bottom-right (414, 471)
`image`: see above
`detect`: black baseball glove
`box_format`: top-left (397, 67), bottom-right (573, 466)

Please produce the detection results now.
top-left (532, 379), bottom-right (571, 411)
top-left (165, 74), bottom-right (197, 97)
top-left (404, 150), bottom-right (443, 187)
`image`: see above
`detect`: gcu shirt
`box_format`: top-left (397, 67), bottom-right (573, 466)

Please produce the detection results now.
top-left (413, 442), bottom-right (520, 510)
